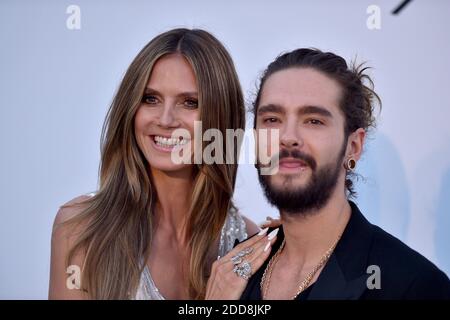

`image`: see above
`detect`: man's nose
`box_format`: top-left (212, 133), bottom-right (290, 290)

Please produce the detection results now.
top-left (280, 120), bottom-right (302, 149)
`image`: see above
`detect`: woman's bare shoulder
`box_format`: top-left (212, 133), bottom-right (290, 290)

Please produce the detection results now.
top-left (54, 194), bottom-right (94, 225)
top-left (49, 194), bottom-right (94, 299)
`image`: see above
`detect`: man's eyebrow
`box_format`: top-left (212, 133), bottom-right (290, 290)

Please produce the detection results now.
top-left (257, 104), bottom-right (285, 115)
top-left (143, 87), bottom-right (198, 97)
top-left (298, 105), bottom-right (333, 118)
top-left (257, 104), bottom-right (333, 118)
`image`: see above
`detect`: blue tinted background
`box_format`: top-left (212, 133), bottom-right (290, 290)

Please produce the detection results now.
top-left (1, 0), bottom-right (449, 298)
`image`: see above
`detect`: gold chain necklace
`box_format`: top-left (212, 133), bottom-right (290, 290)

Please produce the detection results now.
top-left (260, 235), bottom-right (341, 300)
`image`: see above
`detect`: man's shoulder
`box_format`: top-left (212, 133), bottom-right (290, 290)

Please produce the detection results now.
top-left (366, 224), bottom-right (450, 298)
top-left (370, 225), bottom-right (437, 272)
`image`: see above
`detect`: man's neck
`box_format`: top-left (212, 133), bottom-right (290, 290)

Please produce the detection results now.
top-left (280, 188), bottom-right (351, 269)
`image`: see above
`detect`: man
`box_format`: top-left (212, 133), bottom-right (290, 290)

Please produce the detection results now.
top-left (240, 48), bottom-right (450, 299)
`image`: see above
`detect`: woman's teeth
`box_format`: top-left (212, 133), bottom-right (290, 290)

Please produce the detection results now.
top-left (154, 135), bottom-right (187, 147)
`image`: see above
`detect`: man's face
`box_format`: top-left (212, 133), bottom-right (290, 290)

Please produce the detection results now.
top-left (255, 67), bottom-right (348, 214)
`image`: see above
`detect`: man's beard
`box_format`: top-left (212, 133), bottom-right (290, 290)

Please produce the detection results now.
top-left (256, 142), bottom-right (346, 216)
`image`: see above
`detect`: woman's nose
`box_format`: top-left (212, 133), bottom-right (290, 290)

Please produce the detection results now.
top-left (157, 104), bottom-right (178, 128)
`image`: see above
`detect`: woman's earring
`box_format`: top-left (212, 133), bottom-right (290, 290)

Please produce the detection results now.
top-left (344, 158), bottom-right (356, 171)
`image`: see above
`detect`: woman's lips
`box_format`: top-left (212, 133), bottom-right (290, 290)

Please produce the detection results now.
top-left (149, 135), bottom-right (189, 153)
top-left (150, 136), bottom-right (174, 153)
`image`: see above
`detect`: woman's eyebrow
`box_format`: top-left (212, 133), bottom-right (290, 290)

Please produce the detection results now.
top-left (143, 87), bottom-right (198, 98)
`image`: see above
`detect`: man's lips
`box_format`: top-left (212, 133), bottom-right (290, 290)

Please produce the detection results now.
top-left (278, 158), bottom-right (308, 169)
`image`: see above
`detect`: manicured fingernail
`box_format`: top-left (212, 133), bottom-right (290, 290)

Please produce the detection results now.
top-left (267, 228), bottom-right (279, 240)
top-left (264, 242), bottom-right (271, 252)
top-left (258, 227), bottom-right (269, 236)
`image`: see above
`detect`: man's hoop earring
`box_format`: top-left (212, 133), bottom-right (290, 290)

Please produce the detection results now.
top-left (345, 158), bottom-right (356, 171)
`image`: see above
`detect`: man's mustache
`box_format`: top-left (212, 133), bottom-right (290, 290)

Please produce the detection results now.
top-left (271, 149), bottom-right (317, 171)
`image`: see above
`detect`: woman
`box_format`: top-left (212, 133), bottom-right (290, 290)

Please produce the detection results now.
top-left (49, 28), bottom-right (273, 300)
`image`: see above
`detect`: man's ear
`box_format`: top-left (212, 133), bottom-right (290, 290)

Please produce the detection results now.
top-left (346, 128), bottom-right (366, 161)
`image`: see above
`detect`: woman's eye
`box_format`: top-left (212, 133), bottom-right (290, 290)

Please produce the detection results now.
top-left (184, 98), bottom-right (198, 109)
top-left (142, 95), bottom-right (158, 104)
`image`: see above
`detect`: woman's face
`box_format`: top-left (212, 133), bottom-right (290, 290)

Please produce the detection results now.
top-left (134, 53), bottom-right (200, 174)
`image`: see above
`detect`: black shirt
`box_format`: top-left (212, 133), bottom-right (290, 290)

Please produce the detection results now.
top-left (241, 201), bottom-right (450, 300)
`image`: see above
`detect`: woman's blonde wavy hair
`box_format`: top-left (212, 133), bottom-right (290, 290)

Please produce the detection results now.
top-left (60, 28), bottom-right (245, 299)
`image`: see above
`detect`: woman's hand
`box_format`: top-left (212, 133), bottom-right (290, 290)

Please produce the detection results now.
top-left (205, 227), bottom-right (279, 300)
top-left (259, 216), bottom-right (282, 229)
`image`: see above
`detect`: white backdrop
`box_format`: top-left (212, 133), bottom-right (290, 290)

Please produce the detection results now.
top-left (1, 0), bottom-right (449, 299)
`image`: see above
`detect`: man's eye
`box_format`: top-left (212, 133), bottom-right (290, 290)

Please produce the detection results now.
top-left (307, 119), bottom-right (324, 125)
top-left (184, 98), bottom-right (198, 109)
top-left (142, 95), bottom-right (158, 104)
top-left (263, 117), bottom-right (279, 124)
